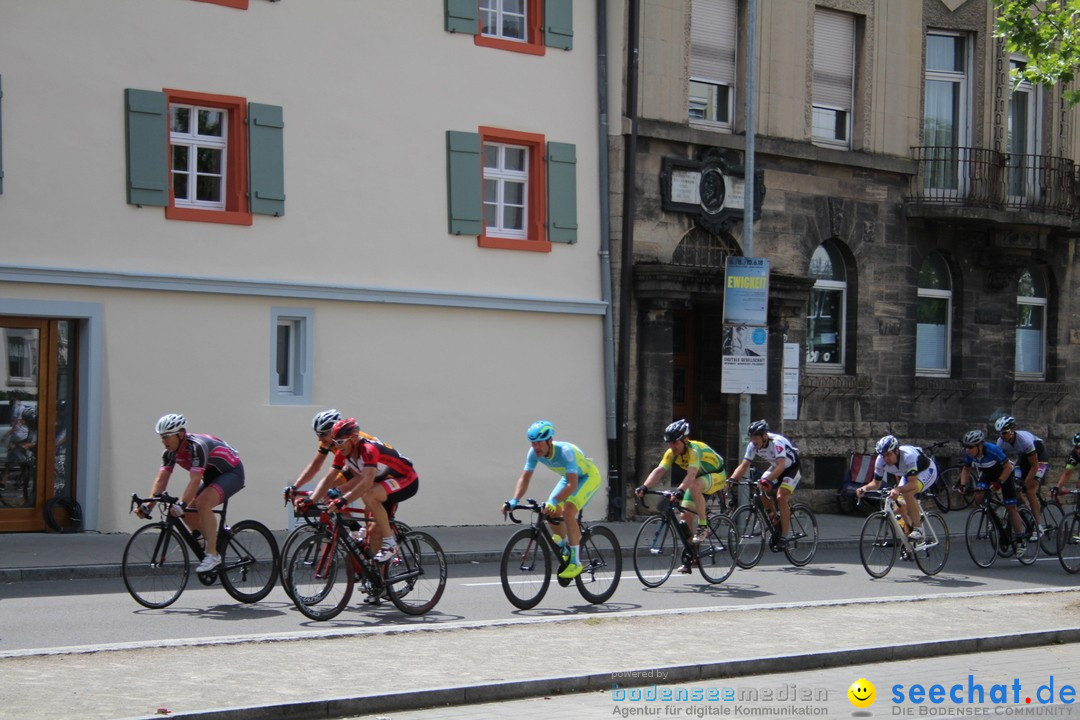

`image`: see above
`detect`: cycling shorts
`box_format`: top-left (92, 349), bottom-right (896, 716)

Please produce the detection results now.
top-left (763, 463), bottom-right (801, 493)
top-left (974, 478), bottom-right (1020, 505)
top-left (680, 471), bottom-right (728, 508)
top-left (381, 477), bottom-right (418, 516)
top-left (195, 464), bottom-right (246, 504)
top-left (900, 464), bottom-right (937, 493)
top-left (1015, 461), bottom-right (1049, 483)
top-left (548, 462), bottom-right (602, 511)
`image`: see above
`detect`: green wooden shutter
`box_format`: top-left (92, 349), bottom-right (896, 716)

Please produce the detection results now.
top-left (446, 131), bottom-right (482, 236)
top-left (124, 89), bottom-right (168, 207)
top-left (544, 0), bottom-right (573, 50)
top-left (547, 142), bottom-right (577, 244)
top-left (248, 102), bottom-right (285, 217)
top-left (0, 75), bottom-right (5, 195)
top-left (445, 0), bottom-right (478, 34)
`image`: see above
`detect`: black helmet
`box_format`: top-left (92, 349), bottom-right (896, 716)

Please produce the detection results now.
top-left (748, 419), bottom-right (770, 437)
top-left (664, 419), bottom-right (690, 443)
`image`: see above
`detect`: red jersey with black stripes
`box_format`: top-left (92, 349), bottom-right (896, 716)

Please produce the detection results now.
top-left (333, 438), bottom-right (418, 488)
top-left (161, 433), bottom-right (242, 482)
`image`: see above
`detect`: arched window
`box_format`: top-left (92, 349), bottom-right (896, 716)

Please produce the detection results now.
top-left (916, 254), bottom-right (952, 375)
top-left (807, 242), bottom-right (846, 368)
top-left (1016, 266), bottom-right (1047, 377)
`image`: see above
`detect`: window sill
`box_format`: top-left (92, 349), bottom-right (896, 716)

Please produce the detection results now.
top-left (166, 206), bottom-right (253, 226)
top-left (475, 35), bottom-right (545, 56)
top-left (478, 236), bottom-right (552, 252)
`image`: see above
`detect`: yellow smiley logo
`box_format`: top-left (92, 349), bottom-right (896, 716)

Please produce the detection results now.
top-left (847, 678), bottom-right (876, 708)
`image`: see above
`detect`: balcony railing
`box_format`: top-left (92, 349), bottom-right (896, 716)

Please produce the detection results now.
top-left (908, 146), bottom-right (1079, 218)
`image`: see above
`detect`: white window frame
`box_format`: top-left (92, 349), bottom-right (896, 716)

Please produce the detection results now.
top-left (812, 8), bottom-right (855, 149)
top-left (1007, 57), bottom-right (1041, 203)
top-left (915, 254), bottom-right (953, 377)
top-left (483, 142), bottom-right (529, 239)
top-left (923, 31), bottom-right (971, 195)
top-left (480, 0), bottom-right (527, 43)
top-left (1015, 269), bottom-right (1047, 380)
top-left (689, 0), bottom-right (737, 131)
top-left (169, 103), bottom-right (228, 210)
top-left (269, 308), bottom-right (312, 405)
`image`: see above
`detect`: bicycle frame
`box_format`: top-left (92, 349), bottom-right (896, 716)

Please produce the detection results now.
top-left (129, 492), bottom-right (226, 569)
top-left (866, 492), bottom-right (938, 556)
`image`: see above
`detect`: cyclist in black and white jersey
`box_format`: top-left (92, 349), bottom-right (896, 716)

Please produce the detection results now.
top-left (727, 419), bottom-right (801, 542)
top-left (856, 435), bottom-right (938, 541)
top-left (995, 415), bottom-right (1049, 537)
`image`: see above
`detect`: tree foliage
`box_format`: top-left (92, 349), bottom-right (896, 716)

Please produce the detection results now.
top-left (995, 0), bottom-right (1080, 106)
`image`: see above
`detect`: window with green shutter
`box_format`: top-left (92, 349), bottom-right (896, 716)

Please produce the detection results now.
top-left (449, 1), bottom-right (573, 55)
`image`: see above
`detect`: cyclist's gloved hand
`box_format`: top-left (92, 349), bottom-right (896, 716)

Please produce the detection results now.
top-left (544, 500), bottom-right (563, 515)
top-left (634, 485), bottom-right (646, 497)
top-left (283, 484), bottom-right (296, 501)
top-left (295, 497), bottom-right (314, 513)
top-left (329, 496), bottom-right (347, 512)
top-left (326, 488), bottom-right (341, 501)
top-left (1051, 486), bottom-right (1060, 498)
top-left (504, 498), bottom-right (518, 510)
top-left (168, 501), bottom-right (185, 518)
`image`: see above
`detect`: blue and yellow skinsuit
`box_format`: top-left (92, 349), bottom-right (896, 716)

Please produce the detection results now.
top-left (524, 440), bottom-right (601, 511)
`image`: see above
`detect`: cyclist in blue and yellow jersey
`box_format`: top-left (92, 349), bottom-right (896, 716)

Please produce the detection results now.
top-left (995, 415), bottom-right (1049, 537)
top-left (635, 419), bottom-right (727, 546)
top-left (727, 419), bottom-right (801, 543)
top-left (503, 420), bottom-right (602, 580)
top-left (855, 435), bottom-right (938, 542)
top-left (958, 428), bottom-right (1026, 548)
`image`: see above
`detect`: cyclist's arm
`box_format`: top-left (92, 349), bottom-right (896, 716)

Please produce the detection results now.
top-left (959, 465), bottom-right (970, 487)
top-left (639, 465), bottom-right (667, 492)
top-left (509, 468), bottom-right (534, 505)
top-left (761, 457), bottom-right (787, 484)
top-left (148, 467), bottom-right (171, 497)
top-left (728, 458), bottom-right (752, 482)
top-left (999, 460), bottom-right (1015, 484)
top-left (1057, 466), bottom-right (1076, 490)
top-left (676, 465), bottom-right (699, 492)
top-left (339, 465), bottom-right (377, 505)
top-left (293, 448), bottom-right (329, 489)
top-left (179, 470), bottom-right (203, 506)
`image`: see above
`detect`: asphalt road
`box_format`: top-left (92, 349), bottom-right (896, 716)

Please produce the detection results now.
top-left (1, 546), bottom-right (1074, 655)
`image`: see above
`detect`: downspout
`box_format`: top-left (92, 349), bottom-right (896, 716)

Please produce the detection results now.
top-left (596, 0), bottom-right (620, 521)
top-left (615, 0), bottom-right (641, 520)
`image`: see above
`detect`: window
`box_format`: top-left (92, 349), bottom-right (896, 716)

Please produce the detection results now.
top-left (923, 32), bottom-right (969, 191)
top-left (1007, 58), bottom-right (1040, 201)
top-left (124, 88), bottom-right (284, 223)
top-left (806, 242), bottom-right (846, 369)
top-left (812, 8), bottom-right (855, 148)
top-left (689, 0), bottom-right (736, 130)
top-left (445, 129), bottom-right (577, 251)
top-left (916, 253), bottom-right (952, 375)
top-left (445, 0), bottom-right (573, 53)
top-left (5, 330), bottom-right (36, 383)
top-left (1016, 267), bottom-right (1047, 378)
top-left (270, 309), bottom-right (312, 404)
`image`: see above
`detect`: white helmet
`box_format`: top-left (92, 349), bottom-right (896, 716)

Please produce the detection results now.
top-left (155, 413), bottom-right (186, 435)
top-left (312, 409), bottom-right (342, 435)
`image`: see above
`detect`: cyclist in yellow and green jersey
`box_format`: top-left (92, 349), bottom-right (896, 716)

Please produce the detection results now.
top-left (635, 419), bottom-right (727, 545)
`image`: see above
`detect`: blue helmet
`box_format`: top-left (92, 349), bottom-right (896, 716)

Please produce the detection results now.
top-left (526, 420), bottom-right (555, 442)
top-left (875, 434), bottom-right (899, 455)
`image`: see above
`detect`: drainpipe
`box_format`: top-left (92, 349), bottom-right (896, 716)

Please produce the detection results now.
top-left (596, 0), bottom-right (621, 521)
top-left (739, 0), bottom-right (758, 455)
top-left (615, 0), bottom-right (641, 520)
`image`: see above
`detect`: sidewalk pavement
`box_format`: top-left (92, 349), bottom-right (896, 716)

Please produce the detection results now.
top-left (1, 509), bottom-right (1075, 720)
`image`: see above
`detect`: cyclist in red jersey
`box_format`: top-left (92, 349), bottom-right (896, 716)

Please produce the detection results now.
top-left (284, 409), bottom-right (379, 508)
top-left (138, 413), bottom-right (245, 572)
top-left (312, 418), bottom-right (419, 563)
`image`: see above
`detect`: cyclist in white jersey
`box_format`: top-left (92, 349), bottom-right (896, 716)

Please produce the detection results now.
top-left (856, 435), bottom-right (938, 541)
top-left (727, 419), bottom-right (801, 542)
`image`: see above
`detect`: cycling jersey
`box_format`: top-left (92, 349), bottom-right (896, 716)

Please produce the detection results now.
top-left (525, 440), bottom-right (601, 511)
top-left (742, 433), bottom-right (799, 469)
top-left (660, 440), bottom-right (727, 494)
top-left (335, 438), bottom-right (418, 492)
top-left (1065, 447), bottom-right (1080, 470)
top-left (997, 430), bottom-right (1048, 462)
top-left (873, 445), bottom-right (937, 490)
top-left (963, 442), bottom-right (1019, 503)
top-left (160, 433), bottom-right (242, 483)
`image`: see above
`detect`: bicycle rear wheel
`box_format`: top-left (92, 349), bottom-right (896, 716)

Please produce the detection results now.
top-left (279, 524), bottom-right (323, 600)
top-left (964, 508), bottom-right (998, 568)
top-left (1039, 500), bottom-right (1065, 557)
top-left (913, 511), bottom-right (950, 576)
top-left (941, 467), bottom-right (971, 510)
top-left (499, 527), bottom-right (551, 610)
top-left (732, 505), bottom-right (765, 569)
top-left (286, 533), bottom-right (354, 621)
top-left (632, 515), bottom-right (677, 588)
top-left (697, 513), bottom-right (737, 584)
top-left (858, 513), bottom-right (898, 578)
top-left (783, 504), bottom-right (819, 567)
top-left (122, 524), bottom-right (190, 609)
top-left (386, 531), bottom-right (448, 615)
top-left (1015, 507), bottom-right (1040, 565)
top-left (576, 525), bottom-right (622, 604)
top-left (220, 520), bottom-right (280, 603)
top-left (1058, 514), bottom-right (1080, 574)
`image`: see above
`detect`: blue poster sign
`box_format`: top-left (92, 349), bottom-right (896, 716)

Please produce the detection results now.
top-left (723, 257), bottom-right (769, 325)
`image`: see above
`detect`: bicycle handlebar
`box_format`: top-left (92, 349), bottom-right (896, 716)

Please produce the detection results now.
top-left (503, 498), bottom-right (564, 526)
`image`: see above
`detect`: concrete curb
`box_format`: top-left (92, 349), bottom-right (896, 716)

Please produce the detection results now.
top-left (151, 626), bottom-right (1080, 720)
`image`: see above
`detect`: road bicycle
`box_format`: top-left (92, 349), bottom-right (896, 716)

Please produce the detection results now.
top-left (500, 499), bottom-right (622, 610)
top-left (123, 492), bottom-right (280, 609)
top-left (856, 489), bottom-right (950, 577)
top-left (631, 488), bottom-right (737, 587)
top-left (283, 499), bottom-right (445, 619)
top-left (1012, 469), bottom-right (1065, 556)
top-left (1053, 489), bottom-right (1080, 573)
top-left (730, 477), bottom-right (819, 568)
top-left (278, 488), bottom-right (411, 602)
top-left (962, 476), bottom-right (1040, 568)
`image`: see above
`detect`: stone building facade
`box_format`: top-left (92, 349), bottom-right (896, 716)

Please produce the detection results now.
top-left (609, 0), bottom-right (1080, 511)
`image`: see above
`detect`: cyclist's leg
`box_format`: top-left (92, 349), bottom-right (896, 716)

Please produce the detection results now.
top-left (363, 477), bottom-right (417, 557)
top-left (777, 467), bottom-right (801, 536)
top-left (559, 467), bottom-right (601, 571)
top-left (1001, 479), bottom-right (1025, 537)
top-left (897, 479), bottom-right (923, 531)
top-left (191, 465), bottom-right (244, 562)
top-left (680, 475), bottom-right (709, 536)
top-left (1028, 463), bottom-right (1049, 527)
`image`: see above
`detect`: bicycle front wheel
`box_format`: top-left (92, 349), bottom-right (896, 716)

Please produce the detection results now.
top-left (1015, 506), bottom-right (1040, 565)
top-left (1058, 514), bottom-right (1080, 574)
top-left (286, 534), bottom-right (354, 621)
top-left (698, 513), bottom-right (737, 584)
top-left (1039, 500), bottom-right (1065, 557)
top-left (783, 504), bottom-right (819, 567)
top-left (913, 511), bottom-right (950, 576)
top-left (732, 505), bottom-right (765, 569)
top-left (576, 525), bottom-right (622, 604)
top-left (499, 527), bottom-right (551, 610)
top-left (122, 524), bottom-right (190, 609)
top-left (632, 515), bottom-right (677, 588)
top-left (858, 513), bottom-right (898, 578)
top-left (220, 520), bottom-right (280, 603)
top-left (964, 508), bottom-right (998, 568)
top-left (386, 531), bottom-right (448, 615)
